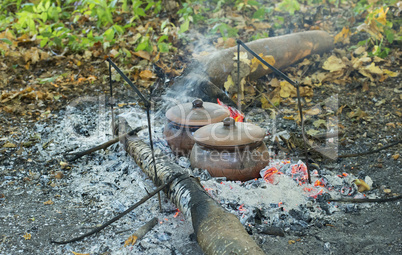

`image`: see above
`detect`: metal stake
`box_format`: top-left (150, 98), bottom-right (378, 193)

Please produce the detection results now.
top-left (106, 58), bottom-right (162, 209)
top-left (236, 40), bottom-right (311, 183)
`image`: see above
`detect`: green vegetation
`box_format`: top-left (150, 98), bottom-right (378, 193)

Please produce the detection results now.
top-left (0, 0), bottom-right (400, 59)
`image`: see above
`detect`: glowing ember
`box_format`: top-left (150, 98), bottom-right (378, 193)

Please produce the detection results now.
top-left (261, 167), bottom-right (282, 184)
top-left (337, 172), bottom-right (349, 178)
top-left (260, 160), bottom-right (308, 185)
top-left (290, 161), bottom-right (308, 185)
top-left (238, 204), bottom-right (246, 211)
top-left (217, 99), bottom-right (244, 122)
top-left (314, 177), bottom-right (328, 187)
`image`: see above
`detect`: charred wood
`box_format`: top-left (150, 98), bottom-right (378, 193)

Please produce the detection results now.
top-left (122, 136), bottom-right (265, 255)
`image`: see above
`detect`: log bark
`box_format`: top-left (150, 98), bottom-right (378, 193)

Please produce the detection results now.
top-left (198, 30), bottom-right (334, 86)
top-left (122, 135), bottom-right (265, 255)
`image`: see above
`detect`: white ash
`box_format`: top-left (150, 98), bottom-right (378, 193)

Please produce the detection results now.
top-left (18, 102), bottom-right (201, 254)
top-left (201, 175), bottom-right (307, 210)
top-left (0, 98), bottom-right (382, 254)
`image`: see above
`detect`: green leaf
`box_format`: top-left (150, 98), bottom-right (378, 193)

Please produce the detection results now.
top-left (179, 19), bottom-right (190, 34)
top-left (113, 24), bottom-right (124, 34)
top-left (384, 29), bottom-right (394, 44)
top-left (0, 38), bottom-right (12, 45)
top-left (103, 28), bottom-right (115, 41)
top-left (122, 48), bottom-right (131, 58)
top-left (158, 42), bottom-right (169, 53)
top-left (40, 38), bottom-right (49, 48)
top-left (53, 37), bottom-right (62, 47)
top-left (248, 0), bottom-right (262, 6)
top-left (158, 35), bottom-right (168, 42)
top-left (253, 8), bottom-right (265, 20)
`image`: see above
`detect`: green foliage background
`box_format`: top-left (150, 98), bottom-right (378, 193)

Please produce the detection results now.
top-left (0, 0), bottom-right (400, 58)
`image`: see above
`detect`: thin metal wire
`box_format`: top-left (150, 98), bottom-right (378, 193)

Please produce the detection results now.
top-left (109, 61), bottom-right (115, 135)
top-left (237, 42), bottom-right (241, 112)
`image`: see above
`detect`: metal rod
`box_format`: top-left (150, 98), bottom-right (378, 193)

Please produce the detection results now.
top-left (109, 61), bottom-right (116, 135)
top-left (296, 84), bottom-right (311, 184)
top-left (147, 107), bottom-right (162, 212)
top-left (237, 42), bottom-right (241, 112)
top-left (106, 57), bottom-right (162, 209)
top-left (236, 39), bottom-right (311, 183)
top-left (106, 58), bottom-right (151, 108)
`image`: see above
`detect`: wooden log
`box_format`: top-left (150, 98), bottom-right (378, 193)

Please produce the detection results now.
top-left (198, 30), bottom-right (334, 87)
top-left (122, 136), bottom-right (265, 255)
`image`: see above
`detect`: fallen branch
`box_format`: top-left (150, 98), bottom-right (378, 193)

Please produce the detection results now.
top-left (64, 126), bottom-right (145, 162)
top-left (122, 136), bottom-right (265, 255)
top-left (123, 217), bottom-right (158, 247)
top-left (198, 31), bottom-right (334, 86)
top-left (328, 195), bottom-right (402, 203)
top-left (50, 176), bottom-right (177, 244)
top-left (338, 139), bottom-right (402, 158)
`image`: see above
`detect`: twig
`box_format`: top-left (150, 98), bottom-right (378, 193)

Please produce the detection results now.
top-left (328, 195), bottom-right (402, 203)
top-left (338, 140), bottom-right (402, 158)
top-left (65, 126), bottom-right (145, 162)
top-left (50, 176), bottom-right (177, 244)
top-left (123, 217), bottom-right (158, 247)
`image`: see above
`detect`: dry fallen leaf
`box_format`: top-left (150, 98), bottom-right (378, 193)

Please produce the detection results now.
top-left (54, 171), bottom-right (64, 179)
top-left (43, 200), bottom-right (54, 205)
top-left (124, 234), bottom-right (139, 247)
top-left (279, 81), bottom-right (294, 98)
top-left (383, 69), bottom-right (399, 77)
top-left (306, 129), bottom-right (320, 136)
top-left (233, 51), bottom-right (250, 65)
top-left (348, 107), bottom-right (368, 120)
top-left (304, 108), bottom-right (321, 116)
top-left (250, 53), bottom-right (275, 73)
top-left (139, 70), bottom-right (156, 80)
top-left (60, 161), bottom-right (69, 169)
top-left (3, 142), bottom-right (17, 148)
top-left (392, 154), bottom-right (400, 160)
top-left (354, 46), bottom-right (366, 55)
top-left (224, 75), bottom-right (234, 91)
top-left (133, 50), bottom-right (151, 60)
top-left (334, 26), bottom-right (351, 44)
top-left (313, 119), bottom-right (326, 128)
top-left (353, 179), bottom-right (370, 192)
top-left (322, 55), bottom-right (347, 72)
top-left (359, 62), bottom-right (383, 81)
top-left (71, 251), bottom-right (90, 255)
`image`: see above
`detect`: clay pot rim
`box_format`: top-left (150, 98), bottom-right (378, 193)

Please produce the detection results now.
top-left (195, 141), bottom-right (263, 151)
top-left (165, 99), bottom-right (230, 126)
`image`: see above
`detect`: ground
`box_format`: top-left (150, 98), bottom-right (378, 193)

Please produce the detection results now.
top-left (1, 1), bottom-right (401, 255)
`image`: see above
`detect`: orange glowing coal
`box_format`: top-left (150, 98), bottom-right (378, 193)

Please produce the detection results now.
top-left (314, 180), bottom-right (325, 187)
top-left (217, 99), bottom-right (244, 122)
top-left (262, 167), bottom-right (283, 184)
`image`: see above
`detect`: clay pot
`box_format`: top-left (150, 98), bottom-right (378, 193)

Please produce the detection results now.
top-left (190, 117), bottom-right (269, 181)
top-left (164, 99), bottom-right (230, 156)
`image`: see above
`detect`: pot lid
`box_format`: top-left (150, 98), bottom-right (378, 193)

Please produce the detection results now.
top-left (166, 99), bottom-right (230, 126)
top-left (193, 117), bottom-right (266, 147)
